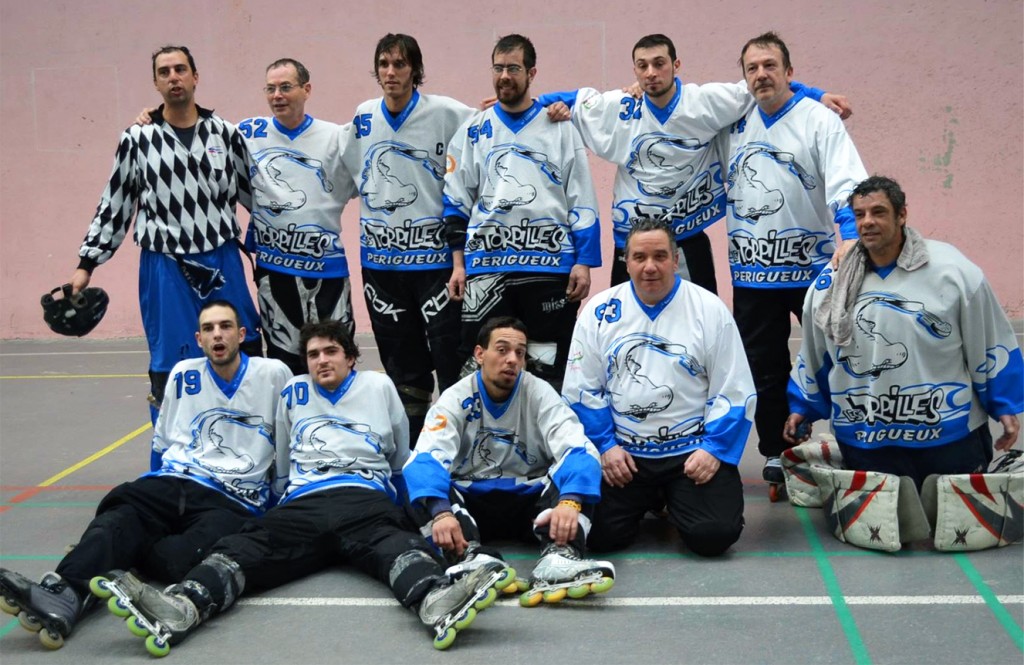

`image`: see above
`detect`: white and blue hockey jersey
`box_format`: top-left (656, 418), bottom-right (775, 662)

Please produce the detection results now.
top-left (274, 369), bottom-right (410, 505)
top-left (150, 354), bottom-right (292, 513)
top-left (443, 102), bottom-right (602, 275)
top-left (719, 91), bottom-right (868, 289)
top-left (789, 241), bottom-right (1024, 450)
top-left (342, 91), bottom-right (474, 271)
top-left (563, 277), bottom-right (755, 464)
top-left (404, 370), bottom-right (601, 503)
top-left (241, 115), bottom-right (357, 279)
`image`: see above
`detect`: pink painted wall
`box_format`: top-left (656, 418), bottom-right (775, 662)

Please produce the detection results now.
top-left (2, 0), bottom-right (1021, 339)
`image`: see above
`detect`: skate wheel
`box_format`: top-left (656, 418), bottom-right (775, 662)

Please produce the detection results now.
top-left (18, 611), bottom-right (42, 632)
top-left (590, 576), bottom-right (615, 594)
top-left (474, 586), bottom-right (498, 611)
top-left (0, 595), bottom-right (19, 615)
top-left (89, 576), bottom-right (112, 599)
top-left (495, 567), bottom-right (516, 590)
top-left (39, 629), bottom-right (64, 650)
top-left (519, 591), bottom-right (543, 608)
top-left (567, 584), bottom-right (591, 599)
top-left (454, 607), bottom-right (477, 631)
top-left (146, 634), bottom-right (171, 658)
top-left (108, 595), bottom-right (131, 617)
top-left (542, 588), bottom-right (567, 604)
top-left (433, 628), bottom-right (457, 650)
top-left (127, 615), bottom-right (149, 638)
top-left (768, 483), bottom-right (782, 503)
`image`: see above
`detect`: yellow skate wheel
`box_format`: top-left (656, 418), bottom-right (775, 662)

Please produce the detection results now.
top-left (542, 588), bottom-right (567, 604)
top-left (567, 584), bottom-right (591, 599)
top-left (433, 627), bottom-right (456, 650)
top-left (474, 587), bottom-right (498, 611)
top-left (519, 590), bottom-right (543, 607)
top-left (39, 629), bottom-right (64, 650)
top-left (108, 596), bottom-right (131, 617)
top-left (18, 611), bottom-right (42, 632)
top-left (89, 576), bottom-right (112, 599)
top-left (0, 595), bottom-right (19, 615)
top-left (127, 615), bottom-right (149, 637)
top-left (495, 567), bottom-right (516, 590)
top-left (454, 607), bottom-right (477, 631)
top-left (590, 576), bottom-right (615, 594)
top-left (145, 635), bottom-right (171, 658)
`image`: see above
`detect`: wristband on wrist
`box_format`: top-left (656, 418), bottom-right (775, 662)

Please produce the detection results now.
top-left (432, 510), bottom-right (456, 525)
top-left (558, 499), bottom-right (583, 512)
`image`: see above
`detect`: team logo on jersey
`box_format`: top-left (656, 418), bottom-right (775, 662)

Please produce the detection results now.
top-left (186, 408), bottom-right (273, 490)
top-left (424, 414), bottom-right (448, 432)
top-left (292, 414), bottom-right (384, 475)
top-left (625, 133), bottom-right (708, 198)
top-left (360, 140), bottom-right (445, 213)
top-left (479, 143), bottom-right (561, 213)
top-left (607, 333), bottom-right (704, 421)
top-left (175, 257), bottom-right (226, 299)
top-left (726, 141), bottom-right (815, 223)
top-left (454, 426), bottom-right (538, 480)
top-left (252, 147), bottom-right (334, 214)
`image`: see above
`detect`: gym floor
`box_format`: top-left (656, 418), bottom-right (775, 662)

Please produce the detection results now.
top-left (1, 334), bottom-right (1021, 664)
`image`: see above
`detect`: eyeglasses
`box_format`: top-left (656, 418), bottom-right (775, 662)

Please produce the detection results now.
top-left (263, 83), bottom-right (299, 95)
top-left (491, 64), bottom-right (524, 75)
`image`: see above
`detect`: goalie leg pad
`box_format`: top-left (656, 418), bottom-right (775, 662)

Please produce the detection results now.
top-left (812, 467), bottom-right (914, 552)
top-left (925, 470), bottom-right (1024, 552)
top-left (781, 435), bottom-right (844, 507)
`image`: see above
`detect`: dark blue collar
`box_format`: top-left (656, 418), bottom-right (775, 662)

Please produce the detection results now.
top-left (494, 101), bottom-right (542, 134)
top-left (644, 77), bottom-right (682, 125)
top-left (208, 352), bottom-right (249, 399)
top-left (477, 369), bottom-right (521, 419)
top-left (380, 89), bottom-right (421, 132)
top-left (314, 369), bottom-right (358, 405)
top-left (630, 275), bottom-right (682, 321)
top-left (272, 114), bottom-right (314, 140)
top-left (758, 89), bottom-right (806, 129)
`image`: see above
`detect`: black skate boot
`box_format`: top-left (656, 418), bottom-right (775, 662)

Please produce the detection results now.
top-left (0, 569), bottom-right (89, 649)
top-left (418, 559), bottom-right (513, 650)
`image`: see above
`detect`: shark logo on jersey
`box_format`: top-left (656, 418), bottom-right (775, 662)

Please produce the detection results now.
top-left (292, 414), bottom-right (384, 474)
top-left (726, 141), bottom-right (816, 223)
top-left (360, 140), bottom-right (444, 213)
top-left (455, 426), bottom-right (538, 480)
top-left (187, 408), bottom-right (273, 475)
top-left (626, 133), bottom-right (707, 198)
top-left (479, 143), bottom-right (561, 213)
top-left (608, 333), bottom-right (705, 421)
top-left (837, 291), bottom-right (952, 379)
top-left (252, 147), bottom-right (334, 214)
top-left (175, 256), bottom-right (226, 299)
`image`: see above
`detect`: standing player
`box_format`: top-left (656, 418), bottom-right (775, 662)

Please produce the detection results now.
top-left (93, 321), bottom-right (514, 654)
top-left (444, 34), bottom-right (602, 390)
top-left (241, 58), bottom-right (358, 375)
top-left (0, 301), bottom-right (290, 650)
top-left (718, 31), bottom-right (868, 484)
top-left (70, 46), bottom-right (262, 425)
top-left (342, 34), bottom-right (474, 443)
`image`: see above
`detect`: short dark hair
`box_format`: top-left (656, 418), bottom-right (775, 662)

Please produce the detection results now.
top-left (476, 316), bottom-right (529, 349)
top-left (624, 217), bottom-right (675, 253)
top-left (632, 34), bottom-right (676, 63)
top-left (152, 45), bottom-right (197, 81)
top-left (848, 175), bottom-right (907, 215)
top-left (373, 33), bottom-right (425, 88)
top-left (266, 58), bottom-right (310, 85)
top-left (493, 34), bottom-right (536, 69)
top-left (299, 320), bottom-right (360, 361)
top-left (739, 31), bottom-right (792, 71)
top-left (198, 299), bottom-right (240, 326)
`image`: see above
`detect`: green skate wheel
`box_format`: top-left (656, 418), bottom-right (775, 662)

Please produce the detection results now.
top-left (39, 629), bottom-right (64, 650)
top-left (89, 576), bottom-right (112, 599)
top-left (590, 576), bottom-right (615, 594)
top-left (18, 611), bottom-right (42, 632)
top-left (474, 586), bottom-right (498, 610)
top-left (542, 588), bottom-right (567, 603)
top-left (127, 615), bottom-right (149, 637)
top-left (454, 607), bottom-right (476, 631)
top-left (514, 577), bottom-right (530, 593)
top-left (108, 596), bottom-right (131, 617)
top-left (519, 590), bottom-right (543, 607)
top-left (433, 628), bottom-right (456, 650)
top-left (495, 567), bottom-right (516, 590)
top-left (567, 584), bottom-right (591, 599)
top-left (0, 595), bottom-right (19, 615)
top-left (146, 634), bottom-right (171, 658)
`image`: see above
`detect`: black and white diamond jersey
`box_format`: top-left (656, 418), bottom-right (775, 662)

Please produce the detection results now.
top-left (78, 105), bottom-right (254, 269)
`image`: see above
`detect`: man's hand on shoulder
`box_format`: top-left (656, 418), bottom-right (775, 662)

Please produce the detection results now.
top-left (135, 107), bottom-right (157, 126)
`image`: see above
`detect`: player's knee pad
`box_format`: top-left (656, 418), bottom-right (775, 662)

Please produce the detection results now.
top-left (812, 467), bottom-right (930, 552)
top-left (190, 553), bottom-right (245, 612)
top-left (922, 451), bottom-right (1024, 552)
top-left (389, 549), bottom-right (443, 609)
top-left (526, 340), bottom-right (563, 388)
top-left (781, 435), bottom-right (844, 507)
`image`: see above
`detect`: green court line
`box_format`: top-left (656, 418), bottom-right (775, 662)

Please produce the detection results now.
top-left (0, 618), bottom-right (20, 639)
top-left (0, 555), bottom-right (64, 561)
top-left (953, 553), bottom-right (1024, 652)
top-left (796, 507), bottom-right (872, 665)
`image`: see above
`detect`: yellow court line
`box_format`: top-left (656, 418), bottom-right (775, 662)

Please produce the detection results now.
top-left (40, 423), bottom-right (152, 487)
top-left (0, 374), bottom-right (148, 379)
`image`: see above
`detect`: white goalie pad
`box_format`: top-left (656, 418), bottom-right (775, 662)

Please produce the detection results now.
top-left (781, 435), bottom-right (844, 507)
top-left (923, 455), bottom-right (1024, 552)
top-left (811, 467), bottom-right (931, 552)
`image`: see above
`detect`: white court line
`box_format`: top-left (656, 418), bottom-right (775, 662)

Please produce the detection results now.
top-left (239, 594), bottom-right (1024, 608)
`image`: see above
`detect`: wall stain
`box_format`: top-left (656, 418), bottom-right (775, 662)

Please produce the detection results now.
top-left (919, 107), bottom-right (958, 189)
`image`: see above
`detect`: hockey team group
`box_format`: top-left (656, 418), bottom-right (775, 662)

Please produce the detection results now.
top-left (2, 28), bottom-right (1022, 656)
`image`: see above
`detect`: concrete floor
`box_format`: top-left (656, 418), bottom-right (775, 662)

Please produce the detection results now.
top-left (0, 335), bottom-right (1021, 664)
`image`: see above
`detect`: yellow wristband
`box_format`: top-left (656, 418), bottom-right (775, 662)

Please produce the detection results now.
top-left (558, 499), bottom-right (583, 512)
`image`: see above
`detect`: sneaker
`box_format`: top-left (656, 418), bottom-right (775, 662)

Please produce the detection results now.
top-left (763, 456), bottom-right (784, 484)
